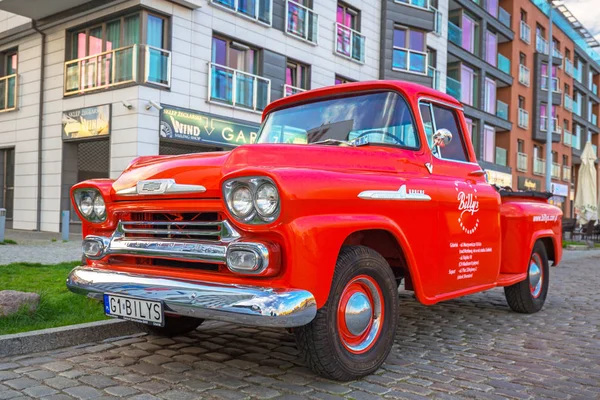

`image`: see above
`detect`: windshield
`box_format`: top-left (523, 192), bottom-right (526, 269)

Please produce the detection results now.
top-left (256, 92), bottom-right (420, 148)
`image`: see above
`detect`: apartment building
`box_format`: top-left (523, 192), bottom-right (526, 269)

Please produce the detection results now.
top-left (0, 0), bottom-right (444, 232)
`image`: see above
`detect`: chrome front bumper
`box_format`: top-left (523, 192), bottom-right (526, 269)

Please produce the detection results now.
top-left (66, 266), bottom-right (317, 328)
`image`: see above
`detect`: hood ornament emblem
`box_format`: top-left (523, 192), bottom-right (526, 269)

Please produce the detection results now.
top-left (116, 179), bottom-right (206, 195)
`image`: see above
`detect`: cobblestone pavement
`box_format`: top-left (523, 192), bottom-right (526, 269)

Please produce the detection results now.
top-left (0, 230), bottom-right (81, 265)
top-left (1, 250), bottom-right (599, 400)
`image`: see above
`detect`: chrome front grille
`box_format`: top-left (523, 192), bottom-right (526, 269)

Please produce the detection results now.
top-left (120, 220), bottom-right (223, 241)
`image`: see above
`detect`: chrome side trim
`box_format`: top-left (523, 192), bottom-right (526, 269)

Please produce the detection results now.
top-left (116, 179), bottom-right (207, 196)
top-left (67, 266), bottom-right (317, 328)
top-left (358, 184), bottom-right (431, 201)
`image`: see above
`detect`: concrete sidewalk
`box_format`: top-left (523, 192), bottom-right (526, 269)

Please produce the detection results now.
top-left (0, 229), bottom-right (82, 265)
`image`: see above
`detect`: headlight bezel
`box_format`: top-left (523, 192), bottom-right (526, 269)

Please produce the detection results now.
top-left (73, 188), bottom-right (107, 223)
top-left (223, 177), bottom-right (281, 224)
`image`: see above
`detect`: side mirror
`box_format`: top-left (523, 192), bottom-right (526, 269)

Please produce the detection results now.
top-left (432, 129), bottom-right (452, 148)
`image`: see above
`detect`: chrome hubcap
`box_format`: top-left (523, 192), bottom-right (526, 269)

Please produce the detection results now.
top-left (344, 292), bottom-right (372, 336)
top-left (529, 257), bottom-right (543, 298)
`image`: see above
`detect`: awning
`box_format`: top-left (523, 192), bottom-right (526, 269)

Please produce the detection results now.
top-left (574, 141), bottom-right (598, 224)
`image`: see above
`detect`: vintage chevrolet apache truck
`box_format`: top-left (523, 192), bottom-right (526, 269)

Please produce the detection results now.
top-left (67, 81), bottom-right (562, 380)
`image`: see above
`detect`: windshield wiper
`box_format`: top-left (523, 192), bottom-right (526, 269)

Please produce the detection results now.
top-left (309, 136), bottom-right (371, 147)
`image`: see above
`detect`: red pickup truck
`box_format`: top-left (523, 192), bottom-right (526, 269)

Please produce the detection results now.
top-left (67, 81), bottom-right (562, 380)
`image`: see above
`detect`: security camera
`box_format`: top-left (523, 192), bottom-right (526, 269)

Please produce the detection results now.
top-left (121, 100), bottom-right (133, 110)
top-left (145, 100), bottom-right (163, 111)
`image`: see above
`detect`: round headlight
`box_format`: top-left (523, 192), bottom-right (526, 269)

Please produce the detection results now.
top-left (80, 194), bottom-right (94, 216)
top-left (93, 195), bottom-right (106, 218)
top-left (255, 183), bottom-right (279, 216)
top-left (231, 186), bottom-right (253, 217)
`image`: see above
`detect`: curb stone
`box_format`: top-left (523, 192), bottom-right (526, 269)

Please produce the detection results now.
top-left (0, 319), bottom-right (143, 357)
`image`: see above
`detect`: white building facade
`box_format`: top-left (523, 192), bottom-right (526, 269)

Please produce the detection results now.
top-left (0, 0), bottom-right (445, 232)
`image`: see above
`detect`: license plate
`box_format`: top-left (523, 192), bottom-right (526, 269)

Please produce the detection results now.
top-left (103, 294), bottom-right (164, 327)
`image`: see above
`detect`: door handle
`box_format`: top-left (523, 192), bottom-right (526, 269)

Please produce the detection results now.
top-left (468, 169), bottom-right (487, 177)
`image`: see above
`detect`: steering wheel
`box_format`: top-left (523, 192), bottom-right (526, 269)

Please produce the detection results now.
top-left (356, 130), bottom-right (405, 146)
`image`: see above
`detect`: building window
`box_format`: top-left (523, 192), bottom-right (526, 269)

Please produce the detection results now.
top-left (485, 31), bottom-right (497, 67)
top-left (519, 52), bottom-right (526, 66)
top-left (485, 0), bottom-right (498, 18)
top-left (334, 75), bottom-right (354, 85)
top-left (518, 96), bottom-right (525, 109)
top-left (460, 64), bottom-right (477, 107)
top-left (209, 36), bottom-right (270, 112)
top-left (392, 26), bottom-right (427, 74)
top-left (427, 48), bottom-right (439, 89)
top-left (65, 11), bottom-right (170, 95)
top-left (520, 9), bottom-right (527, 22)
top-left (0, 49), bottom-right (17, 111)
top-left (483, 125), bottom-right (495, 163)
top-left (284, 60), bottom-right (309, 96)
top-left (517, 139), bottom-right (524, 153)
top-left (484, 77), bottom-right (496, 114)
top-left (461, 13), bottom-right (479, 56)
top-left (335, 3), bottom-right (365, 63)
top-left (210, 0), bottom-right (272, 25)
top-left (286, 0), bottom-right (318, 44)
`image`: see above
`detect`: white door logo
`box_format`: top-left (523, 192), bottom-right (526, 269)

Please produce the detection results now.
top-left (455, 181), bottom-right (480, 234)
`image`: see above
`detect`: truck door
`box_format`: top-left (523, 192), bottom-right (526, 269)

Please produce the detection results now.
top-left (418, 100), bottom-right (501, 297)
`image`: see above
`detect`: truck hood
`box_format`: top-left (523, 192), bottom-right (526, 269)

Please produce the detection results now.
top-left (111, 144), bottom-right (402, 200)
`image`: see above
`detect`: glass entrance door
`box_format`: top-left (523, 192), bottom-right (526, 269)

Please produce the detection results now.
top-left (1, 148), bottom-right (14, 228)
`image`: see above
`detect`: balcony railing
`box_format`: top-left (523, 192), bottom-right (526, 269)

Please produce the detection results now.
top-left (285, 0), bottom-right (318, 44)
top-left (573, 101), bottom-right (582, 117)
top-left (564, 58), bottom-right (574, 77)
top-left (518, 108), bottom-right (529, 129)
top-left (574, 68), bottom-right (583, 84)
top-left (393, 47), bottom-right (428, 75)
top-left (446, 76), bottom-right (461, 101)
top-left (533, 158), bottom-right (545, 175)
top-left (593, 144), bottom-right (598, 156)
top-left (210, 0), bottom-right (272, 25)
top-left (551, 162), bottom-right (561, 179)
top-left (496, 100), bottom-right (508, 120)
top-left (541, 75), bottom-right (560, 93)
top-left (498, 7), bottom-right (511, 28)
top-left (0, 74), bottom-right (17, 112)
top-left (519, 64), bottom-right (530, 86)
top-left (517, 152), bottom-right (528, 172)
top-left (562, 165), bottom-right (571, 182)
top-left (520, 21), bottom-right (531, 44)
top-left (495, 147), bottom-right (507, 167)
top-left (552, 48), bottom-right (563, 59)
top-left (497, 54), bottom-right (510, 74)
top-left (283, 84), bottom-right (305, 97)
top-left (448, 21), bottom-right (462, 46)
top-left (208, 63), bottom-right (271, 112)
top-left (64, 44), bottom-right (171, 96)
top-left (431, 6), bottom-right (442, 35)
top-left (572, 132), bottom-right (581, 150)
top-left (563, 130), bottom-right (573, 147)
top-left (394, 0), bottom-right (429, 9)
top-left (593, 83), bottom-right (598, 96)
top-left (540, 116), bottom-right (560, 133)
top-left (564, 94), bottom-right (573, 112)
top-left (536, 35), bottom-right (548, 54)
top-left (428, 66), bottom-right (440, 90)
top-left (335, 23), bottom-right (365, 63)
top-left (591, 113), bottom-right (598, 126)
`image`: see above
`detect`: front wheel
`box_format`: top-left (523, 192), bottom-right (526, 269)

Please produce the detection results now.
top-left (142, 316), bottom-right (204, 337)
top-left (504, 241), bottom-right (549, 313)
top-left (294, 246), bottom-right (399, 381)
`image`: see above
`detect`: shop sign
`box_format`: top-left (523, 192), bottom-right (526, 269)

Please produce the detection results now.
top-left (159, 105), bottom-right (260, 147)
top-left (517, 176), bottom-right (541, 191)
top-left (551, 182), bottom-right (569, 197)
top-left (62, 105), bottom-right (111, 141)
top-left (485, 170), bottom-right (512, 188)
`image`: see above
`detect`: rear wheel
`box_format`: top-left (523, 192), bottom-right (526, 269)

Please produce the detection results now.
top-left (504, 241), bottom-right (549, 313)
top-left (142, 316), bottom-right (204, 337)
top-left (294, 246), bottom-right (398, 381)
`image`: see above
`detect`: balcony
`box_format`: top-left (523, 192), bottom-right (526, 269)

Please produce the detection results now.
top-left (541, 75), bottom-right (560, 93)
top-left (0, 74), bottom-right (17, 112)
top-left (285, 0), bottom-right (318, 44)
top-left (551, 162), bottom-right (561, 179)
top-left (498, 7), bottom-right (511, 28)
top-left (210, 0), bottom-right (272, 25)
top-left (564, 58), bottom-right (574, 77)
top-left (394, 0), bottom-right (430, 9)
top-left (572, 132), bottom-right (581, 150)
top-left (536, 35), bottom-right (548, 54)
top-left (64, 45), bottom-right (171, 96)
top-left (563, 130), bottom-right (573, 147)
top-left (593, 144), bottom-right (598, 156)
top-left (497, 54), bottom-right (510, 74)
top-left (335, 23), bottom-right (365, 63)
top-left (564, 94), bottom-right (573, 112)
top-left (428, 66), bottom-right (440, 90)
top-left (574, 68), bottom-right (583, 84)
top-left (562, 165), bottom-right (571, 182)
top-left (591, 113), bottom-right (598, 126)
top-left (517, 152), bottom-right (528, 172)
top-left (393, 47), bottom-right (428, 75)
top-left (533, 158), bottom-right (545, 175)
top-left (520, 21), bottom-right (531, 44)
top-left (518, 108), bottom-right (529, 129)
top-left (552, 48), bottom-right (563, 59)
top-left (283, 84), bottom-right (305, 97)
top-left (448, 21), bottom-right (462, 46)
top-left (593, 83), bottom-right (598, 96)
top-left (431, 6), bottom-right (442, 36)
top-left (496, 100), bottom-right (508, 120)
top-left (573, 101), bottom-right (582, 117)
top-left (208, 63), bottom-right (271, 112)
top-left (446, 76), bottom-right (461, 101)
top-left (540, 116), bottom-right (560, 133)
top-left (518, 64), bottom-right (530, 86)
top-left (495, 147), bottom-right (507, 167)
